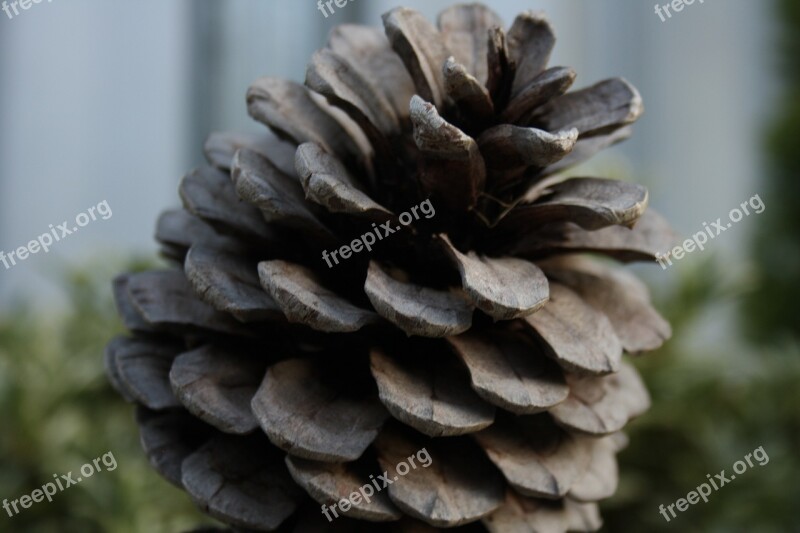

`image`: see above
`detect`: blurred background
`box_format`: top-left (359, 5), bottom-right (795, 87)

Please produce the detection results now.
top-left (0, 0), bottom-right (797, 532)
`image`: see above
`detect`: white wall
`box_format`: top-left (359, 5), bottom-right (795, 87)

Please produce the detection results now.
top-left (0, 0), bottom-right (192, 303)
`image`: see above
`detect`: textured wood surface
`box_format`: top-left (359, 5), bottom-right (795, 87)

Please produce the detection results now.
top-left (484, 490), bottom-right (601, 533)
top-left (383, 7), bottom-right (450, 107)
top-left (508, 12), bottom-right (556, 97)
top-left (410, 95), bottom-right (486, 210)
top-left (568, 436), bottom-right (619, 502)
top-left (365, 261), bottom-right (474, 337)
top-left (540, 126), bottom-right (632, 178)
top-left (181, 435), bottom-right (303, 530)
top-left (203, 130), bottom-right (297, 177)
top-left (370, 348), bottom-right (495, 437)
top-left (484, 491), bottom-right (569, 533)
top-left (327, 24), bottom-right (416, 125)
top-left (542, 256), bottom-right (671, 353)
top-left (443, 57), bottom-right (495, 126)
top-left (259, 260), bottom-right (379, 332)
top-left (109, 336), bottom-right (180, 410)
top-left (170, 345), bottom-right (267, 435)
top-left (550, 362), bottom-right (650, 435)
top-left (307, 48), bottom-right (401, 151)
top-left (155, 209), bottom-right (246, 257)
top-left (441, 235), bottom-right (549, 320)
top-left (247, 77), bottom-right (360, 158)
top-left (179, 165), bottom-right (274, 243)
top-left (478, 124), bottom-right (577, 171)
top-left (185, 246), bottom-right (282, 323)
top-left (295, 142), bottom-right (391, 218)
top-left (104, 336), bottom-right (136, 403)
top-left (232, 147), bottom-right (333, 240)
top-left (503, 66), bottom-right (576, 124)
top-left (446, 330), bottom-right (568, 414)
top-left (473, 415), bottom-right (591, 499)
top-left (286, 455), bottom-right (402, 522)
top-left (374, 426), bottom-right (505, 527)
top-left (126, 270), bottom-right (253, 337)
top-left (515, 209), bottom-right (676, 262)
top-left (524, 283), bottom-right (622, 376)
top-left (508, 177), bottom-right (648, 232)
top-left (136, 407), bottom-right (213, 489)
top-left (251, 358), bottom-right (388, 462)
top-left (531, 78), bottom-right (643, 137)
top-left (112, 275), bottom-right (157, 334)
top-left (437, 4), bottom-right (503, 85)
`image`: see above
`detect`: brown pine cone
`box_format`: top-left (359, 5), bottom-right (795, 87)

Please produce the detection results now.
top-left (106, 4), bottom-right (674, 532)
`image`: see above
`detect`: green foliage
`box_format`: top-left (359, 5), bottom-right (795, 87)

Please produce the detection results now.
top-left (0, 260), bottom-right (214, 533)
top-left (612, 1), bottom-right (800, 527)
top-left (603, 258), bottom-right (800, 532)
top-left (746, 0), bottom-right (800, 341)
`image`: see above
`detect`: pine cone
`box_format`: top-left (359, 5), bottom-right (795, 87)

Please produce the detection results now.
top-left (106, 4), bottom-right (675, 532)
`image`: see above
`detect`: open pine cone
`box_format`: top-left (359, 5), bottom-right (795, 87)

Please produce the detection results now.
top-left (106, 4), bottom-right (675, 532)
